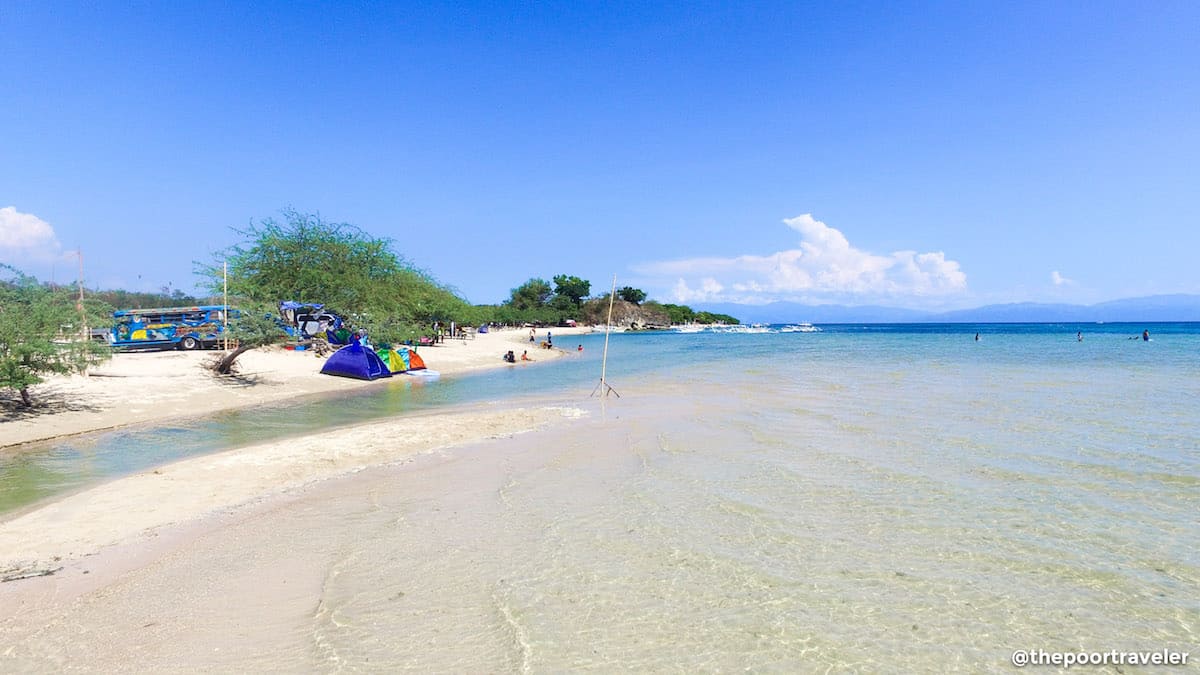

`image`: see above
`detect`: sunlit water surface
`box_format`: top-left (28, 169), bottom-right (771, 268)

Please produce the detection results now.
top-left (4, 324), bottom-right (1198, 670)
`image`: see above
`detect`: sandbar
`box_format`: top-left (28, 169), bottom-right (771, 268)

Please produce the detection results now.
top-left (0, 326), bottom-right (594, 580)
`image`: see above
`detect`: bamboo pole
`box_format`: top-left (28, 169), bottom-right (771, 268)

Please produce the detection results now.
top-left (592, 274), bottom-right (620, 398)
top-left (223, 260), bottom-right (229, 351)
top-left (77, 249), bottom-right (89, 377)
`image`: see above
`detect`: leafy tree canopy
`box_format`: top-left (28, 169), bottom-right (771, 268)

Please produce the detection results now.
top-left (197, 209), bottom-right (477, 369)
top-left (656, 303), bottom-right (695, 324)
top-left (495, 274), bottom-right (593, 325)
top-left (694, 311), bottom-right (739, 325)
top-left (0, 265), bottom-right (112, 406)
top-left (552, 275), bottom-right (591, 306)
top-left (493, 277), bottom-right (741, 328)
top-left (200, 208), bottom-right (473, 319)
top-left (617, 286), bottom-right (646, 305)
top-left (200, 209), bottom-right (408, 312)
top-left (508, 278), bottom-right (553, 310)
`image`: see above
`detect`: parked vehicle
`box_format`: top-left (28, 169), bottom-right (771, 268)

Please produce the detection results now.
top-left (277, 301), bottom-right (347, 342)
top-left (107, 305), bottom-right (235, 351)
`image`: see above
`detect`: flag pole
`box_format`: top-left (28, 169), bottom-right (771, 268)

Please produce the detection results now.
top-left (591, 274), bottom-right (620, 398)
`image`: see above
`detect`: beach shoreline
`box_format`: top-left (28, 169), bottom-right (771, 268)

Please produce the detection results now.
top-left (2, 324), bottom-right (1196, 670)
top-left (0, 399), bottom-right (597, 669)
top-left (0, 325), bottom-right (594, 576)
top-left (1, 325), bottom-right (594, 450)
top-left (0, 399), bottom-right (589, 571)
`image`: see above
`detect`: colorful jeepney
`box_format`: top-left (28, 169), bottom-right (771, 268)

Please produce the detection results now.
top-left (108, 305), bottom-right (234, 351)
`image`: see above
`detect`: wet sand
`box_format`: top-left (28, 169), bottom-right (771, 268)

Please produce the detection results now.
top-left (0, 326), bottom-right (597, 669)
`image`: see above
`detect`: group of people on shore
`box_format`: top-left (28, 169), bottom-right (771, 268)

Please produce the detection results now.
top-left (529, 328), bottom-right (555, 349)
top-left (503, 349), bottom-right (534, 363)
top-left (504, 337), bottom-right (584, 364)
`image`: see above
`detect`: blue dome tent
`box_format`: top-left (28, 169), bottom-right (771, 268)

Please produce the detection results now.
top-left (320, 342), bottom-right (393, 380)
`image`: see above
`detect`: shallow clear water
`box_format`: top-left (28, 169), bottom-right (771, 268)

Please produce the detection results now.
top-left (3, 323), bottom-right (1196, 513)
top-left (3, 323), bottom-right (1198, 670)
top-left (270, 323), bottom-right (1197, 670)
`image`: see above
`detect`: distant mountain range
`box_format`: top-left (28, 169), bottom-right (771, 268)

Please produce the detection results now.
top-left (693, 294), bottom-right (1200, 324)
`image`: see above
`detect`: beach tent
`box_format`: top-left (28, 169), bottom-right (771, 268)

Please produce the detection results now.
top-left (376, 347), bottom-right (404, 373)
top-left (405, 347), bottom-right (427, 371)
top-left (320, 342), bottom-right (393, 380)
top-left (376, 345), bottom-right (427, 373)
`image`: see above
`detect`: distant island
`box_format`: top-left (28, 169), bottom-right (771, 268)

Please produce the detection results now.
top-left (694, 294), bottom-right (1200, 324)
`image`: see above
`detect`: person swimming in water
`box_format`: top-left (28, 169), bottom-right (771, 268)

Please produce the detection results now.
top-left (1143, 329), bottom-right (1150, 342)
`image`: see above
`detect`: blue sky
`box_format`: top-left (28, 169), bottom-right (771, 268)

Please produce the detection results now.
top-left (2, 1), bottom-right (1198, 309)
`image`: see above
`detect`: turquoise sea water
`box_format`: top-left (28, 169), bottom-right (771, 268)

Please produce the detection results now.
top-left (2, 323), bottom-right (1198, 670)
top-left (3, 322), bottom-right (1196, 516)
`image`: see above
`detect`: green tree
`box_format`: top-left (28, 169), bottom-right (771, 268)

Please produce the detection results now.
top-left (617, 286), bottom-right (646, 305)
top-left (197, 209), bottom-right (409, 313)
top-left (552, 275), bottom-right (591, 306)
top-left (657, 303), bottom-right (695, 324)
top-left (695, 311), bottom-right (739, 325)
top-left (508, 278), bottom-right (553, 310)
top-left (0, 265), bottom-right (112, 406)
top-left (549, 294), bottom-right (577, 314)
top-left (199, 209), bottom-right (476, 369)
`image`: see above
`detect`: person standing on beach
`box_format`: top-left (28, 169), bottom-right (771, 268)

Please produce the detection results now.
top-left (529, 328), bottom-right (535, 343)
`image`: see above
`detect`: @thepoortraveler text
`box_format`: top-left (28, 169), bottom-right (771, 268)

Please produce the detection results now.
top-left (1010, 649), bottom-right (1189, 668)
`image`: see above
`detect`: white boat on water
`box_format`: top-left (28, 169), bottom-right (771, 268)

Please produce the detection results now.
top-left (673, 323), bottom-right (705, 333)
top-left (780, 323), bottom-right (821, 333)
top-left (722, 323), bottom-right (771, 334)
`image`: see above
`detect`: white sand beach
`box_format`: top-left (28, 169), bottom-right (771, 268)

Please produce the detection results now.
top-left (4, 325), bottom-right (1198, 671)
top-left (1, 325), bottom-right (592, 448)
top-left (0, 326), bottom-right (595, 637)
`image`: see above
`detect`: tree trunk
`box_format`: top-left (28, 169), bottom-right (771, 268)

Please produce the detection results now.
top-left (19, 386), bottom-right (32, 407)
top-left (213, 345), bottom-right (256, 375)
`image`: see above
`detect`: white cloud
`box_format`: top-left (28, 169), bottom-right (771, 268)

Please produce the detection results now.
top-left (0, 206), bottom-right (66, 262)
top-left (635, 214), bottom-right (967, 305)
top-left (1051, 270), bottom-right (1075, 286)
top-left (672, 277), bottom-right (724, 303)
